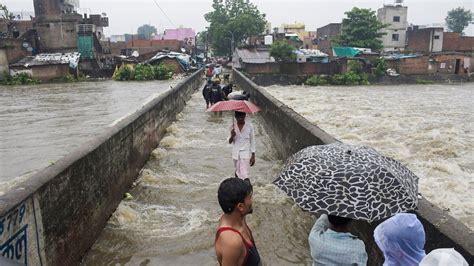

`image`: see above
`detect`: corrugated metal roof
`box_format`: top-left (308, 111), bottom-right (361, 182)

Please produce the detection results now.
top-left (236, 48), bottom-right (275, 64)
top-left (11, 53), bottom-right (81, 68)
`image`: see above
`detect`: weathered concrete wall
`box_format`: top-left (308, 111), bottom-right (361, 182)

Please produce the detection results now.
top-left (242, 60), bottom-right (344, 76)
top-left (0, 69), bottom-right (203, 265)
top-left (233, 68), bottom-right (474, 265)
top-left (0, 49), bottom-right (9, 79)
top-left (443, 33), bottom-right (474, 53)
top-left (0, 39), bottom-right (31, 64)
top-left (233, 69), bottom-right (339, 161)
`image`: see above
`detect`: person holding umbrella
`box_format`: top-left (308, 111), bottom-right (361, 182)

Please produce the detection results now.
top-left (309, 214), bottom-right (367, 265)
top-left (229, 111), bottom-right (255, 180)
top-left (207, 100), bottom-right (260, 180)
top-left (273, 143), bottom-right (421, 266)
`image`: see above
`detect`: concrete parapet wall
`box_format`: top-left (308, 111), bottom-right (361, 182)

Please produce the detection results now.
top-left (232, 68), bottom-right (474, 264)
top-left (0, 70), bottom-right (203, 265)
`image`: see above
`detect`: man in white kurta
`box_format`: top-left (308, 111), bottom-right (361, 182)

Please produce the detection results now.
top-left (228, 112), bottom-right (256, 180)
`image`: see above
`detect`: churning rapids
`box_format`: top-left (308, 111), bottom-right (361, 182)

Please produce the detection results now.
top-left (82, 89), bottom-right (314, 265)
top-left (0, 80), bottom-right (177, 195)
top-left (264, 83), bottom-right (473, 230)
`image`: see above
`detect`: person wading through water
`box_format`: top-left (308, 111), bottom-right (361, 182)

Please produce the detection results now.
top-left (229, 111), bottom-right (255, 181)
top-left (215, 178), bottom-right (262, 266)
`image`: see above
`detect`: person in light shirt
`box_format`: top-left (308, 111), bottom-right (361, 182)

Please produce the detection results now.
top-left (228, 111), bottom-right (256, 180)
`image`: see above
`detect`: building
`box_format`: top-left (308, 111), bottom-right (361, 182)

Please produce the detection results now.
top-left (316, 23), bottom-right (342, 56)
top-left (110, 35), bottom-right (126, 43)
top-left (33, 0), bottom-right (83, 52)
top-left (281, 22), bottom-right (306, 42)
top-left (302, 31), bottom-right (317, 49)
top-left (32, 0), bottom-right (109, 53)
top-left (0, 19), bottom-right (34, 39)
top-left (155, 27), bottom-right (196, 46)
top-left (406, 26), bottom-right (444, 53)
top-left (233, 48), bottom-right (275, 69)
top-left (110, 39), bottom-right (183, 56)
top-left (377, 1), bottom-right (408, 52)
top-left (442, 32), bottom-right (474, 53)
top-left (264, 22), bottom-right (272, 34)
top-left (9, 52), bottom-right (80, 81)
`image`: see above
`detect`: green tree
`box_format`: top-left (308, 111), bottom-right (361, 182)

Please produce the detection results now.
top-left (270, 41), bottom-right (296, 62)
top-left (445, 7), bottom-right (473, 34)
top-left (196, 31), bottom-right (207, 50)
top-left (0, 4), bottom-right (16, 38)
top-left (205, 0), bottom-right (267, 56)
top-left (137, 24), bottom-right (158, 40)
top-left (333, 7), bottom-right (387, 51)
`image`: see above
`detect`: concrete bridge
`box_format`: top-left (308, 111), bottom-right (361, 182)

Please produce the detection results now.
top-left (0, 69), bottom-right (472, 265)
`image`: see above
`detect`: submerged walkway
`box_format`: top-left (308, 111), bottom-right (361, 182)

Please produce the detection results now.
top-left (83, 86), bottom-right (314, 265)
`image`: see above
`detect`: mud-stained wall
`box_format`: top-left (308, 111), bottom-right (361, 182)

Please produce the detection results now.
top-left (0, 70), bottom-right (203, 265)
top-left (233, 68), bottom-right (474, 265)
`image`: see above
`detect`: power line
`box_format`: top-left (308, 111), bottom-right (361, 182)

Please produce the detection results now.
top-left (152, 0), bottom-right (175, 28)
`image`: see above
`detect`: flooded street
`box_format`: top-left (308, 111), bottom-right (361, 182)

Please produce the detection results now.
top-left (83, 90), bottom-right (314, 265)
top-left (0, 80), bottom-right (177, 194)
top-left (265, 83), bottom-right (474, 229)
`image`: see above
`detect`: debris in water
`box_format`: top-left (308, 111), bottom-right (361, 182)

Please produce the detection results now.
top-left (124, 192), bottom-right (134, 201)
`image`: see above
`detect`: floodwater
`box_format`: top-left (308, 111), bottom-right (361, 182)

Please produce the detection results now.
top-left (0, 80), bottom-right (178, 195)
top-left (83, 90), bottom-right (314, 265)
top-left (264, 83), bottom-right (474, 229)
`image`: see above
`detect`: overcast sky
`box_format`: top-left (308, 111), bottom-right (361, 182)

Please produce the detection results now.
top-left (4, 0), bottom-right (473, 36)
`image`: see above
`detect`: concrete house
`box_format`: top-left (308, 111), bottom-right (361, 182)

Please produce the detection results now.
top-left (406, 26), bottom-right (444, 53)
top-left (377, 1), bottom-right (408, 52)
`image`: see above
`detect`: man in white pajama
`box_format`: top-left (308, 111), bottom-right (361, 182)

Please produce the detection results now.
top-left (228, 111), bottom-right (256, 180)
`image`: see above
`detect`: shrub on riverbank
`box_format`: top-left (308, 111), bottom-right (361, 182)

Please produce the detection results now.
top-left (373, 58), bottom-right (389, 78)
top-left (304, 71), bottom-right (369, 86)
top-left (416, 79), bottom-right (435, 84)
top-left (305, 75), bottom-right (329, 86)
top-left (113, 64), bottom-right (175, 81)
top-left (1, 72), bottom-right (40, 85)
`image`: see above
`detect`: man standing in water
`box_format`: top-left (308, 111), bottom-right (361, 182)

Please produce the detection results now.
top-left (229, 111), bottom-right (255, 180)
top-left (215, 178), bottom-right (262, 266)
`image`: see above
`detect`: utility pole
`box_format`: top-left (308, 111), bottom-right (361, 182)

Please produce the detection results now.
top-left (227, 30), bottom-right (234, 62)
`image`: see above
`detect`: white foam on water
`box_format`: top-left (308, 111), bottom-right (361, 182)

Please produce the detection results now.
top-left (265, 83), bottom-right (474, 229)
top-left (159, 136), bottom-right (178, 149)
top-left (109, 201), bottom-right (213, 238)
top-left (150, 147), bottom-right (167, 160)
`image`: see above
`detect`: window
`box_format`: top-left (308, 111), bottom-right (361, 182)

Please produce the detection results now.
top-left (434, 35), bottom-right (440, 40)
top-left (392, 34), bottom-right (399, 41)
top-left (393, 16), bottom-right (400, 22)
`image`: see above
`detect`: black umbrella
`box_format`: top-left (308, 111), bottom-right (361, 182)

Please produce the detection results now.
top-left (274, 143), bottom-right (419, 222)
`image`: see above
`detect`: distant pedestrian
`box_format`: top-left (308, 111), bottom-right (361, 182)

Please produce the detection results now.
top-left (229, 111), bottom-right (255, 180)
top-left (210, 79), bottom-right (225, 105)
top-left (228, 90), bottom-right (249, 101)
top-left (223, 73), bottom-right (230, 83)
top-left (202, 80), bottom-right (212, 108)
top-left (213, 64), bottom-right (222, 77)
top-left (206, 66), bottom-right (214, 82)
top-left (215, 177), bottom-right (261, 266)
top-left (222, 83), bottom-right (234, 97)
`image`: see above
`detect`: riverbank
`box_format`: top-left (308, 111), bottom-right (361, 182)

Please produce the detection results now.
top-left (245, 73), bottom-right (472, 87)
top-left (0, 79), bottom-right (183, 194)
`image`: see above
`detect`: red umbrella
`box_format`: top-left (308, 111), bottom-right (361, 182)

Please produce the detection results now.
top-left (206, 100), bottom-right (261, 113)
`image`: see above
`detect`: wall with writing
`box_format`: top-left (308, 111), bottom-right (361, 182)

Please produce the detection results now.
top-left (0, 198), bottom-right (46, 265)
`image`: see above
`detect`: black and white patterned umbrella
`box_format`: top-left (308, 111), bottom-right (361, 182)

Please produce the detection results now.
top-left (274, 143), bottom-right (419, 222)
